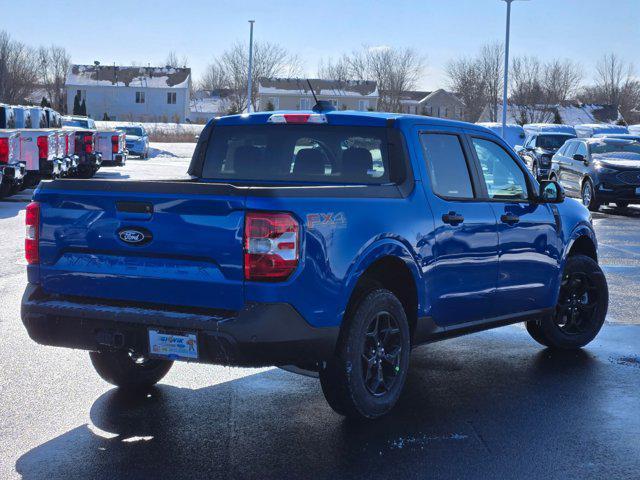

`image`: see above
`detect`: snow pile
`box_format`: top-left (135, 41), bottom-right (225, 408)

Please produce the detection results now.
top-left (96, 121), bottom-right (204, 142)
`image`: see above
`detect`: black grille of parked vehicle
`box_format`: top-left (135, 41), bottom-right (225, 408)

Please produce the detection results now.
top-left (616, 171), bottom-right (640, 185)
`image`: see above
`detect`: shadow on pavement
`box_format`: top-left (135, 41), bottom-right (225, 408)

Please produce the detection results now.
top-left (15, 327), bottom-right (640, 480)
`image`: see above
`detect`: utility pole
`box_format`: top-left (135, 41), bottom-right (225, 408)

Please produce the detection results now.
top-left (247, 20), bottom-right (255, 113)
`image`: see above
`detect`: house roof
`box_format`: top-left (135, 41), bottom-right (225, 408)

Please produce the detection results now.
top-left (258, 78), bottom-right (378, 97)
top-left (393, 90), bottom-right (432, 102)
top-left (489, 102), bottom-right (624, 125)
top-left (66, 64), bottom-right (191, 89)
top-left (419, 89), bottom-right (465, 106)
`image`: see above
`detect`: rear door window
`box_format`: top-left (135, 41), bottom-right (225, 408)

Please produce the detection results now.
top-left (202, 125), bottom-right (393, 184)
top-left (420, 133), bottom-right (475, 199)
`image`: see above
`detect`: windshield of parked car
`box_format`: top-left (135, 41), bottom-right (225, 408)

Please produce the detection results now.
top-left (202, 125), bottom-right (399, 184)
top-left (590, 141), bottom-right (640, 156)
top-left (119, 127), bottom-right (144, 136)
top-left (62, 119), bottom-right (89, 128)
top-left (536, 134), bottom-right (574, 150)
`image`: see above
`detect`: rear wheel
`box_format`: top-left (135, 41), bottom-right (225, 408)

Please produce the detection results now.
top-left (526, 254), bottom-right (608, 349)
top-left (581, 179), bottom-right (600, 212)
top-left (89, 350), bottom-right (173, 389)
top-left (319, 289), bottom-right (410, 419)
top-left (0, 181), bottom-right (11, 198)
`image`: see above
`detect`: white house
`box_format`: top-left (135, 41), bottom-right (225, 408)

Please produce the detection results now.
top-left (65, 64), bottom-right (191, 122)
top-left (257, 78), bottom-right (379, 111)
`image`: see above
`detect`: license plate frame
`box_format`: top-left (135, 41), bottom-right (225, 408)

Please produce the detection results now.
top-left (148, 329), bottom-right (198, 360)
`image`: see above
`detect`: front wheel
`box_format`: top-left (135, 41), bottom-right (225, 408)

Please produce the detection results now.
top-left (526, 254), bottom-right (608, 349)
top-left (581, 179), bottom-right (600, 212)
top-left (89, 350), bottom-right (173, 389)
top-left (319, 289), bottom-right (411, 419)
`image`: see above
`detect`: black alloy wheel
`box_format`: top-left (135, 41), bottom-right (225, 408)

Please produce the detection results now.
top-left (555, 271), bottom-right (600, 335)
top-left (361, 311), bottom-right (403, 396)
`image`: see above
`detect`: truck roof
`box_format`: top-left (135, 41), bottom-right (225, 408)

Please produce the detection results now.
top-left (215, 109), bottom-right (493, 134)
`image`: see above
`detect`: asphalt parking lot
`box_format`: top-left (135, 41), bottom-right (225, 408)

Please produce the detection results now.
top-left (1, 147), bottom-right (639, 479)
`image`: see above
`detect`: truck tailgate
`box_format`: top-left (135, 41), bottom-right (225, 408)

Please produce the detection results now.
top-left (34, 180), bottom-right (246, 311)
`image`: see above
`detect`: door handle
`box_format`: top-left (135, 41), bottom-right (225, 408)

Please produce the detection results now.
top-left (501, 213), bottom-right (520, 225)
top-left (442, 211), bottom-right (464, 225)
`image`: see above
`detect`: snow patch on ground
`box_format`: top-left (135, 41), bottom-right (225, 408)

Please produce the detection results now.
top-left (388, 433), bottom-right (469, 450)
top-left (147, 142), bottom-right (196, 159)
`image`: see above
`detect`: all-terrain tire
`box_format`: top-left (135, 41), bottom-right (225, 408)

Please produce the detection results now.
top-left (319, 288), bottom-right (411, 419)
top-left (526, 254), bottom-right (608, 349)
top-left (89, 350), bottom-right (173, 389)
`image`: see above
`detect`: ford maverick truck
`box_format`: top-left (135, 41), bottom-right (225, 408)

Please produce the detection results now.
top-left (21, 109), bottom-right (608, 419)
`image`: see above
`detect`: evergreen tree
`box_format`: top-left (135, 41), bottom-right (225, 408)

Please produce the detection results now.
top-left (73, 92), bottom-right (81, 115)
top-left (40, 97), bottom-right (51, 108)
top-left (80, 99), bottom-right (87, 116)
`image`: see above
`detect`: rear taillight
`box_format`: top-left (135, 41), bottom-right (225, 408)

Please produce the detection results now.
top-left (84, 134), bottom-right (93, 153)
top-left (25, 202), bottom-right (40, 265)
top-left (37, 136), bottom-right (48, 160)
top-left (111, 135), bottom-right (119, 153)
top-left (65, 135), bottom-right (69, 155)
top-left (244, 211), bottom-right (299, 282)
top-left (0, 138), bottom-right (9, 163)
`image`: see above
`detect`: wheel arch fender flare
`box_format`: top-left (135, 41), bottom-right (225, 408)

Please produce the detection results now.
top-left (338, 237), bottom-right (425, 324)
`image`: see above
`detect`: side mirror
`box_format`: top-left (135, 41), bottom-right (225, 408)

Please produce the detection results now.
top-left (573, 153), bottom-right (587, 164)
top-left (539, 180), bottom-right (565, 204)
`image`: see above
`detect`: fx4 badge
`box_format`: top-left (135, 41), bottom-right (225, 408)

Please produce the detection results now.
top-left (306, 212), bottom-right (347, 229)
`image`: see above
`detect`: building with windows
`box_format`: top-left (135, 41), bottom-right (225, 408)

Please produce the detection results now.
top-left (257, 78), bottom-right (378, 112)
top-left (65, 64), bottom-right (191, 122)
top-left (395, 89), bottom-right (464, 119)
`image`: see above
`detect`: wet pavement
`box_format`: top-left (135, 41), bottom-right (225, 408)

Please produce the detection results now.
top-left (1, 149), bottom-right (639, 479)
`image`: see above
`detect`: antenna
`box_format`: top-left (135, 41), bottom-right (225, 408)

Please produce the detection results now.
top-left (306, 79), bottom-right (319, 105)
top-left (307, 79), bottom-right (335, 113)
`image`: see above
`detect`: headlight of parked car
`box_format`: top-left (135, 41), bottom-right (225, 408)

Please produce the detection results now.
top-left (594, 163), bottom-right (617, 174)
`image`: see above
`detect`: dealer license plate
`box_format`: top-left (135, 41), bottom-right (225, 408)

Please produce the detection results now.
top-left (148, 329), bottom-right (198, 360)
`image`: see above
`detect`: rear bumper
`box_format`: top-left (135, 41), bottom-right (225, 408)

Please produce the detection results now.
top-left (78, 153), bottom-right (102, 168)
top-left (1, 163), bottom-right (26, 184)
top-left (102, 152), bottom-right (127, 166)
top-left (21, 284), bottom-right (338, 367)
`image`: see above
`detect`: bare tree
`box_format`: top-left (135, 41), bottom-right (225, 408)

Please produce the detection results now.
top-left (38, 45), bottom-right (70, 112)
top-left (479, 42), bottom-right (504, 122)
top-left (446, 56), bottom-right (486, 122)
top-left (317, 46), bottom-right (425, 112)
top-left (165, 51), bottom-right (189, 68)
top-left (0, 31), bottom-right (39, 104)
top-left (509, 56), bottom-right (555, 124)
top-left (579, 53), bottom-right (639, 122)
top-left (542, 58), bottom-right (582, 104)
top-left (198, 41), bottom-right (301, 113)
top-left (317, 57), bottom-right (351, 82)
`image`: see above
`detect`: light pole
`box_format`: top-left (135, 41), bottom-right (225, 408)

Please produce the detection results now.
top-left (247, 20), bottom-right (255, 113)
top-left (500, 0), bottom-right (513, 139)
top-left (501, 0), bottom-right (527, 138)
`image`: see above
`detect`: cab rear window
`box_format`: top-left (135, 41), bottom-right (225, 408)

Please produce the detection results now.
top-left (201, 125), bottom-right (397, 184)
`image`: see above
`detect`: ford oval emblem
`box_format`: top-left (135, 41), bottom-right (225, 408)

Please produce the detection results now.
top-left (118, 227), bottom-right (152, 246)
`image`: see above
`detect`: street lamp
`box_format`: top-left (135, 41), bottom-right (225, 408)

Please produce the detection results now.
top-left (247, 20), bottom-right (255, 113)
top-left (501, 0), bottom-right (527, 138)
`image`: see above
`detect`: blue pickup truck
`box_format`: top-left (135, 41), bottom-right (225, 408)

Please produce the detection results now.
top-left (21, 108), bottom-right (608, 419)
